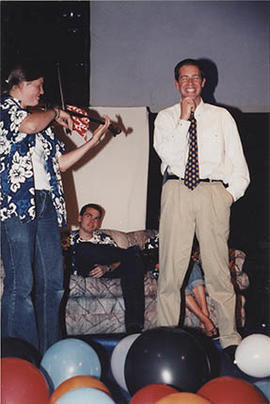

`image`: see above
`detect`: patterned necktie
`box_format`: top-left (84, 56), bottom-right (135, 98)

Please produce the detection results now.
top-left (184, 115), bottom-right (199, 190)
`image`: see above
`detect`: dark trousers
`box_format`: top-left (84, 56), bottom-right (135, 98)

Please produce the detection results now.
top-left (73, 243), bottom-right (145, 333)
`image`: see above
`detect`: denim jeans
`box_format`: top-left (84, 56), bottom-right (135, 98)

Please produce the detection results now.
top-left (1, 190), bottom-right (64, 354)
top-left (185, 261), bottom-right (205, 296)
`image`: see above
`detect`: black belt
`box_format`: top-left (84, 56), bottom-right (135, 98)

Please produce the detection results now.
top-left (167, 175), bottom-right (228, 188)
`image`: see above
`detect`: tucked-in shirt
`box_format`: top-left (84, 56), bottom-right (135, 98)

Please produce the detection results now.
top-left (154, 100), bottom-right (250, 201)
top-left (0, 95), bottom-right (67, 226)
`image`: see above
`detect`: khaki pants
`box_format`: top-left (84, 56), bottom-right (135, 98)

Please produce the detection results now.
top-left (157, 179), bottom-right (242, 348)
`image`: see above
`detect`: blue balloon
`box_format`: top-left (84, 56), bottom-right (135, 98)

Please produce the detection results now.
top-left (254, 379), bottom-right (270, 402)
top-left (40, 338), bottom-right (101, 389)
top-left (55, 387), bottom-right (115, 404)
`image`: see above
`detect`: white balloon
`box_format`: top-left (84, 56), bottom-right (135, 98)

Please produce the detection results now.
top-left (110, 333), bottom-right (140, 391)
top-left (235, 334), bottom-right (270, 378)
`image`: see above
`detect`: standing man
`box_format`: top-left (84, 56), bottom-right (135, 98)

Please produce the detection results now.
top-left (62, 203), bottom-right (145, 334)
top-left (154, 59), bottom-right (250, 356)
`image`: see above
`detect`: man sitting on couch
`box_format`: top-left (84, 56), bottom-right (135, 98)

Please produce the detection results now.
top-left (62, 203), bottom-right (145, 334)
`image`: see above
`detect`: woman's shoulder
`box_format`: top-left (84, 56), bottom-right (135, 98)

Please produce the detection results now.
top-left (1, 94), bottom-right (17, 106)
top-left (1, 95), bottom-right (25, 116)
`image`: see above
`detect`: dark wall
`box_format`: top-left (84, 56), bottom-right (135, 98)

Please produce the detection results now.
top-left (1, 1), bottom-right (90, 107)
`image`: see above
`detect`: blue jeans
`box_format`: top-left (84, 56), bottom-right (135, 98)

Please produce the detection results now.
top-left (185, 261), bottom-right (205, 296)
top-left (1, 190), bottom-right (64, 354)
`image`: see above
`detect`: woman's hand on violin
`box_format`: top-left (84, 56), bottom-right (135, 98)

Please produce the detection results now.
top-left (54, 108), bottom-right (74, 131)
top-left (92, 115), bottom-right (111, 142)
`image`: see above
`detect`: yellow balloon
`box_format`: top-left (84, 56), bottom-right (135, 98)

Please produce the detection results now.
top-left (156, 392), bottom-right (211, 403)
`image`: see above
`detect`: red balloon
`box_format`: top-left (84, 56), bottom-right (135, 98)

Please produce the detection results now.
top-left (198, 376), bottom-right (268, 404)
top-left (1, 357), bottom-right (50, 404)
top-left (130, 384), bottom-right (179, 403)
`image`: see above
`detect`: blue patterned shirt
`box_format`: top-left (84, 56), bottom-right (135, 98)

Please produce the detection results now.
top-left (0, 95), bottom-right (67, 226)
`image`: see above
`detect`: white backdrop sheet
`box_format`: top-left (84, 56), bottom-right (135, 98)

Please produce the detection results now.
top-left (63, 107), bottom-right (149, 232)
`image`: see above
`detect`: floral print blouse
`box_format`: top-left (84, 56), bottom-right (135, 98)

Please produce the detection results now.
top-left (0, 95), bottom-right (67, 226)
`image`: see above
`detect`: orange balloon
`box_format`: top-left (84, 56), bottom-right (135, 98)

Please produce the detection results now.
top-left (198, 376), bottom-right (267, 404)
top-left (130, 384), bottom-right (179, 403)
top-left (49, 375), bottom-right (111, 404)
top-left (1, 357), bottom-right (49, 404)
top-left (156, 392), bottom-right (211, 403)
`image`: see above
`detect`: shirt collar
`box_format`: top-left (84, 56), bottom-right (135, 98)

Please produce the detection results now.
top-left (7, 95), bottom-right (26, 109)
top-left (76, 229), bottom-right (99, 243)
top-left (194, 98), bottom-right (204, 117)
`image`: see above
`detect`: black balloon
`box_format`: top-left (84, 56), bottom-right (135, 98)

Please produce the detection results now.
top-left (1, 337), bottom-right (41, 367)
top-left (124, 327), bottom-right (213, 395)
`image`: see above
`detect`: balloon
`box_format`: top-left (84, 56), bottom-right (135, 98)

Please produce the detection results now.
top-left (40, 338), bottom-right (101, 389)
top-left (254, 379), bottom-right (270, 402)
top-left (130, 384), bottom-right (179, 404)
top-left (49, 375), bottom-right (111, 403)
top-left (124, 327), bottom-right (212, 395)
top-left (235, 334), bottom-right (270, 378)
top-left (110, 333), bottom-right (140, 391)
top-left (55, 387), bottom-right (115, 403)
top-left (1, 357), bottom-right (50, 404)
top-left (156, 392), bottom-right (211, 403)
top-left (1, 337), bottom-right (41, 366)
top-left (198, 376), bottom-right (268, 404)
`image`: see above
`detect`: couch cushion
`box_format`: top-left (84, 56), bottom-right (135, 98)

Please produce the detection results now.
top-left (69, 272), bottom-right (158, 298)
top-left (99, 229), bottom-right (158, 249)
top-left (126, 229), bottom-right (158, 249)
top-left (99, 229), bottom-right (130, 249)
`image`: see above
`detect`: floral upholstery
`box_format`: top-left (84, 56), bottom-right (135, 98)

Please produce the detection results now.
top-left (64, 229), bottom-right (249, 335)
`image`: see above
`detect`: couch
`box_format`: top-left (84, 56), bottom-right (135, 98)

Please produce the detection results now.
top-left (63, 228), bottom-right (249, 336)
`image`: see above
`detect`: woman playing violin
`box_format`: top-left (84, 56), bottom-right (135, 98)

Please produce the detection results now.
top-left (0, 59), bottom-right (110, 354)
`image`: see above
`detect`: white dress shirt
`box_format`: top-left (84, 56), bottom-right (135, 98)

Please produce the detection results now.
top-left (154, 100), bottom-right (250, 202)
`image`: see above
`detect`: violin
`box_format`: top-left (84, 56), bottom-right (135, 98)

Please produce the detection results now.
top-left (56, 62), bottom-right (121, 137)
top-left (65, 106), bottom-right (121, 136)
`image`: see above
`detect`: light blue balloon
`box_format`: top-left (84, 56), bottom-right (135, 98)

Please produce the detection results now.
top-left (40, 338), bottom-right (101, 389)
top-left (55, 387), bottom-right (115, 404)
top-left (254, 378), bottom-right (270, 402)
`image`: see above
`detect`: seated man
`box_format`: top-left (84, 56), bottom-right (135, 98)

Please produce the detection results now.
top-left (62, 203), bottom-right (145, 334)
top-left (142, 234), bottom-right (218, 338)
